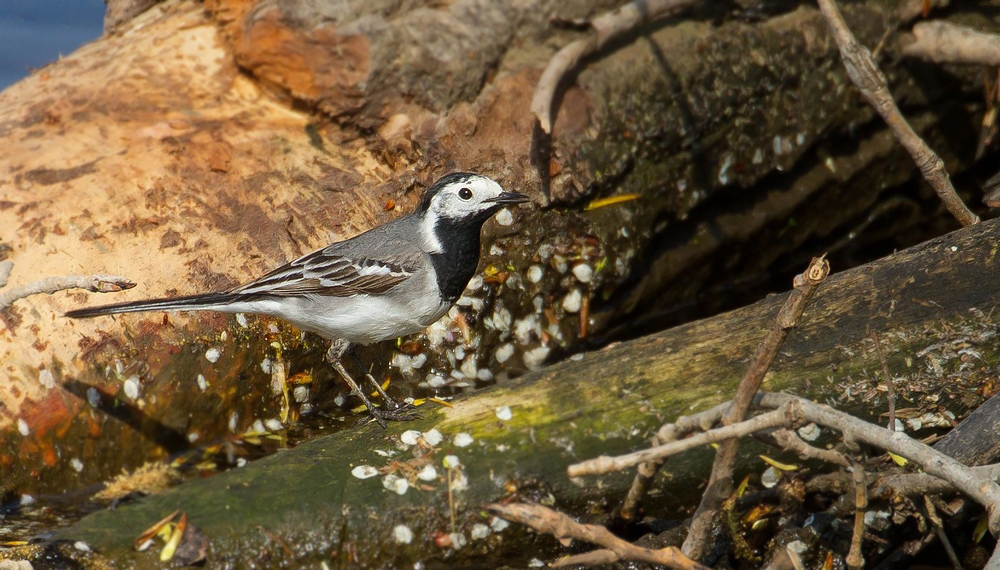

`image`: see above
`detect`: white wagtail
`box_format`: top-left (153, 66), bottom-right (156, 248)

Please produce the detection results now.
top-left (66, 173), bottom-right (530, 423)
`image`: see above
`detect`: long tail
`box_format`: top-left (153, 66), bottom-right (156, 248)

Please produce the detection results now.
top-left (65, 292), bottom-right (245, 318)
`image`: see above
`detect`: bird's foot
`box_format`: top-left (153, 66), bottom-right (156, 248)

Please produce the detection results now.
top-left (365, 402), bottom-right (421, 427)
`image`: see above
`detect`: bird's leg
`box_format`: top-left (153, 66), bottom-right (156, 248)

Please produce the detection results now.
top-left (325, 339), bottom-right (416, 425)
top-left (349, 352), bottom-right (399, 411)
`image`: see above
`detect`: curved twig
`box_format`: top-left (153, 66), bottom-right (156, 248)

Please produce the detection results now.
top-left (0, 262), bottom-right (135, 311)
top-left (531, 0), bottom-right (699, 134)
top-left (817, 0), bottom-right (979, 227)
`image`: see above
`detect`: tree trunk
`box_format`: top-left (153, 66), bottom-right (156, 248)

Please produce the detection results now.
top-left (0, 0), bottom-right (988, 502)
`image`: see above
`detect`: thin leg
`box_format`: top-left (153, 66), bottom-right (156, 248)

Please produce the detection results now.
top-left (349, 351), bottom-right (399, 410)
top-left (325, 339), bottom-right (417, 425)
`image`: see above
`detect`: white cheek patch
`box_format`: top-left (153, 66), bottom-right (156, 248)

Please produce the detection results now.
top-left (421, 210), bottom-right (444, 253)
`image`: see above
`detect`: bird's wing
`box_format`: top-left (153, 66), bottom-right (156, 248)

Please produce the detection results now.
top-left (232, 241), bottom-right (421, 298)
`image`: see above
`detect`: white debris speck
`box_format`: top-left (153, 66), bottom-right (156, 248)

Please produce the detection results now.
top-left (570, 353), bottom-right (584, 361)
top-left (417, 465), bottom-right (438, 481)
top-left (718, 153), bottom-right (734, 185)
top-left (495, 208), bottom-right (514, 226)
top-left (38, 369), bottom-right (55, 389)
top-left (422, 429), bottom-right (444, 446)
top-left (17, 419), bottom-right (29, 436)
top-left (528, 558), bottom-right (545, 567)
top-left (492, 307), bottom-right (512, 332)
top-left (260, 358), bottom-right (271, 374)
top-left (449, 532), bottom-right (468, 550)
top-left (382, 473), bottom-right (409, 495)
top-left (265, 418), bottom-right (284, 431)
top-left (73, 541), bottom-right (91, 552)
top-left (393, 524), bottom-right (414, 544)
top-left (70, 458), bottom-right (84, 473)
top-left (533, 295), bottom-right (544, 313)
top-left (236, 458), bottom-right (247, 467)
top-left (454, 433), bottom-right (474, 447)
top-left (752, 147), bottom-right (764, 164)
top-left (352, 465), bottom-right (379, 479)
top-left (228, 411), bottom-right (239, 432)
top-left (196, 374), bottom-right (208, 392)
top-left (495, 343), bottom-right (515, 364)
top-left (797, 423), bottom-right (820, 441)
top-left (572, 263), bottom-right (593, 283)
top-left (552, 254), bottom-right (568, 274)
top-left (467, 275), bottom-right (483, 290)
top-left (460, 357), bottom-right (479, 380)
top-left (796, 132), bottom-right (806, 145)
top-left (188, 432), bottom-right (200, 443)
top-left (773, 135), bottom-right (784, 155)
top-left (236, 313), bottom-right (248, 327)
top-left (205, 347), bottom-right (221, 363)
top-left (20, 495), bottom-right (35, 506)
top-left (427, 374), bottom-right (447, 388)
top-left (513, 315), bottom-right (538, 345)
top-left (424, 319), bottom-right (452, 347)
top-left (410, 353), bottom-right (428, 370)
top-left (391, 353), bottom-right (414, 374)
top-left (470, 523), bottom-right (490, 540)
top-left (250, 419), bottom-right (266, 433)
top-left (892, 419), bottom-right (905, 432)
top-left (495, 406), bottom-right (512, 421)
top-left (443, 455), bottom-right (461, 468)
top-left (123, 376), bottom-right (140, 400)
top-left (292, 385), bottom-right (309, 403)
top-left (489, 244), bottom-right (504, 256)
top-left (87, 388), bottom-right (101, 408)
top-left (490, 517), bottom-right (509, 532)
top-left (950, 246), bottom-right (958, 252)
top-left (761, 466), bottom-right (780, 488)
top-left (562, 289), bottom-right (582, 313)
top-left (526, 265), bottom-right (544, 283)
top-left (401, 430), bottom-right (421, 446)
top-left (523, 346), bottom-right (551, 371)
top-left (477, 368), bottom-right (494, 382)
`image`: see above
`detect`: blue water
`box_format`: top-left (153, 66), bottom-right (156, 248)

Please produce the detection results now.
top-left (0, 0), bottom-right (105, 90)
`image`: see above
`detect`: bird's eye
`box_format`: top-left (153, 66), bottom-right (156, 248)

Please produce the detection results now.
top-left (458, 187), bottom-right (473, 200)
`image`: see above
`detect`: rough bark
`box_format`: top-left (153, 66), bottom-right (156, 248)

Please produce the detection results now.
top-left (51, 215), bottom-right (1000, 568)
top-left (0, 0), bottom-right (988, 497)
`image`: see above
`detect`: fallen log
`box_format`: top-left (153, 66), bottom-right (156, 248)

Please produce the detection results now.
top-left (50, 214), bottom-right (1000, 567)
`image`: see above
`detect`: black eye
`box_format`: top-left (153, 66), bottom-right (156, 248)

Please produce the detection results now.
top-left (458, 187), bottom-right (473, 200)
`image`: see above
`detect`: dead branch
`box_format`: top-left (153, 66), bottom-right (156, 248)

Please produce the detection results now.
top-left (816, 0), bottom-right (979, 227)
top-left (846, 463), bottom-right (868, 569)
top-left (0, 263), bottom-right (135, 311)
top-left (771, 428), bottom-right (850, 467)
top-left (620, 400), bottom-right (732, 521)
top-left (924, 496), bottom-right (964, 570)
top-left (871, 331), bottom-right (897, 430)
top-left (571, 392), bottom-right (1000, 535)
top-left (487, 502), bottom-right (710, 570)
top-left (683, 256), bottom-right (829, 557)
top-left (0, 261), bottom-right (12, 288)
top-left (568, 403), bottom-right (799, 477)
top-left (531, 0), bottom-right (698, 134)
top-left (903, 20), bottom-right (1000, 67)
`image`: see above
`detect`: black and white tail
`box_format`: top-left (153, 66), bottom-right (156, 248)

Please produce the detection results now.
top-left (64, 292), bottom-right (243, 319)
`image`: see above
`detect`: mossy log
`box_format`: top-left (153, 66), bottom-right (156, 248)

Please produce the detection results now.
top-left (50, 215), bottom-right (1000, 568)
top-left (0, 0), bottom-right (988, 499)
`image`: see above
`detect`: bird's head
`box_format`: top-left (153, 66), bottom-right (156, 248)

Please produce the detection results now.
top-left (419, 173), bottom-right (529, 224)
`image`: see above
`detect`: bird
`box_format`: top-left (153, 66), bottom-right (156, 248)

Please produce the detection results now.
top-left (66, 172), bottom-right (530, 423)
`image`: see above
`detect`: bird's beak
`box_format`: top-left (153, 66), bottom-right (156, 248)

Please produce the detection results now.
top-left (485, 191), bottom-right (531, 205)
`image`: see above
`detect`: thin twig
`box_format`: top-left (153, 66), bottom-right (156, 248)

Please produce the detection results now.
top-left (487, 502), bottom-right (710, 570)
top-left (531, 0), bottom-right (698, 134)
top-left (620, 400), bottom-right (732, 520)
top-left (571, 392), bottom-right (1000, 535)
top-left (924, 495), bottom-right (964, 570)
top-left (903, 21), bottom-right (1000, 67)
top-left (771, 428), bottom-right (850, 467)
top-left (0, 264), bottom-right (136, 311)
top-left (871, 331), bottom-right (896, 431)
top-left (846, 463), bottom-right (868, 569)
top-left (683, 256), bottom-right (829, 558)
top-left (568, 403), bottom-right (799, 477)
top-left (816, 0), bottom-right (979, 227)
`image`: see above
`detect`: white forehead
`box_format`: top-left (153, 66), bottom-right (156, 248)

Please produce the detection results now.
top-left (440, 175), bottom-right (502, 194)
